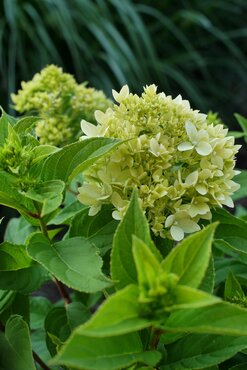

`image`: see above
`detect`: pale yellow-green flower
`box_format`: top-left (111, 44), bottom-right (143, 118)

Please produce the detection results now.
top-left (12, 65), bottom-right (112, 146)
top-left (78, 84), bottom-right (240, 241)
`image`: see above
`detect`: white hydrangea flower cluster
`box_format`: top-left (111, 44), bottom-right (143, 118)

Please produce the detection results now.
top-left (78, 85), bottom-right (240, 241)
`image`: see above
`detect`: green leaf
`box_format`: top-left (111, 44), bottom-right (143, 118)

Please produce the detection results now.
top-left (111, 190), bottom-right (161, 290)
top-left (0, 242), bottom-right (32, 271)
top-left (228, 131), bottom-right (246, 139)
top-left (0, 264), bottom-right (49, 294)
top-left (4, 216), bottom-right (36, 244)
top-left (0, 107), bottom-right (16, 146)
top-left (51, 332), bottom-right (161, 370)
top-left (14, 116), bottom-right (40, 134)
top-left (162, 301), bottom-right (247, 336)
top-left (224, 272), bottom-right (245, 301)
top-left (49, 201), bottom-right (86, 225)
top-left (27, 233), bottom-right (112, 292)
top-left (0, 171), bottom-right (36, 215)
top-left (199, 256), bottom-right (215, 293)
top-left (161, 223), bottom-right (218, 289)
top-left (45, 303), bottom-right (90, 356)
top-left (0, 290), bottom-right (15, 314)
top-left (31, 144), bottom-right (59, 163)
top-left (232, 171), bottom-right (247, 201)
top-left (41, 137), bottom-right (121, 183)
top-left (162, 333), bottom-right (247, 370)
top-left (229, 364), bottom-right (247, 370)
top-left (77, 285), bottom-right (152, 337)
top-left (66, 302), bottom-right (91, 330)
top-left (69, 205), bottom-right (118, 254)
top-left (214, 255), bottom-right (247, 287)
top-left (1, 293), bottom-right (30, 325)
top-left (30, 296), bottom-right (52, 330)
top-left (213, 209), bottom-right (247, 255)
top-left (168, 285), bottom-right (219, 311)
top-left (235, 113), bottom-right (247, 143)
top-left (0, 315), bottom-right (36, 370)
top-left (24, 180), bottom-right (65, 217)
top-left (132, 236), bottom-right (163, 296)
top-left (31, 329), bottom-right (52, 367)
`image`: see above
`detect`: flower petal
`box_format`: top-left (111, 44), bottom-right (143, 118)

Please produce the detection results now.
top-left (112, 85), bottom-right (129, 103)
top-left (178, 219), bottom-right (200, 233)
top-left (80, 119), bottom-right (99, 137)
top-left (195, 141), bottom-right (212, 156)
top-left (221, 196), bottom-right (234, 208)
top-left (195, 184), bottom-right (208, 195)
top-left (170, 225), bottom-right (184, 241)
top-left (89, 204), bottom-right (101, 216)
top-left (185, 171), bottom-right (198, 186)
top-left (185, 121), bottom-right (197, 142)
top-left (165, 214), bottom-right (175, 228)
top-left (94, 110), bottom-right (107, 125)
top-left (178, 142), bottom-right (194, 152)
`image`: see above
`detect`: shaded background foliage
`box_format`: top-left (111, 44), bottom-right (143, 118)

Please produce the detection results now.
top-left (0, 0), bottom-right (247, 238)
top-left (1, 0), bottom-right (247, 125)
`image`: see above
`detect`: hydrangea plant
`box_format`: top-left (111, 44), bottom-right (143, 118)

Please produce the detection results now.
top-left (11, 65), bottom-right (112, 146)
top-left (1, 68), bottom-right (247, 370)
top-left (78, 85), bottom-right (241, 240)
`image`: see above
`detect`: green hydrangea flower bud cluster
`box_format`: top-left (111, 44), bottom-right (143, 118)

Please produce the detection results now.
top-left (78, 84), bottom-right (240, 241)
top-left (0, 126), bottom-right (35, 183)
top-left (11, 65), bottom-right (112, 146)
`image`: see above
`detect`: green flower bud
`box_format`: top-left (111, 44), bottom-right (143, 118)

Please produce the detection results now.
top-left (12, 65), bottom-right (112, 146)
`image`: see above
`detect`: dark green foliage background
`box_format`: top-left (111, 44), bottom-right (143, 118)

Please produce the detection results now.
top-left (1, 0), bottom-right (247, 126)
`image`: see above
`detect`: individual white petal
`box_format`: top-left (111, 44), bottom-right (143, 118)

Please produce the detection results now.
top-left (165, 214), bottom-right (175, 228)
top-left (111, 192), bottom-right (125, 209)
top-left (195, 141), bottom-right (212, 156)
top-left (228, 180), bottom-right (240, 192)
top-left (200, 211), bottom-right (212, 220)
top-left (211, 155), bottom-right (224, 169)
top-left (94, 110), bottom-right (108, 125)
top-left (195, 184), bottom-right (207, 195)
top-left (149, 138), bottom-right (160, 156)
top-left (178, 142), bottom-right (194, 151)
top-left (88, 204), bottom-right (101, 216)
top-left (221, 196), bottom-right (234, 208)
top-left (197, 202), bottom-right (210, 215)
top-left (170, 225), bottom-right (184, 241)
top-left (188, 205), bottom-right (199, 218)
top-left (199, 113), bottom-right (207, 121)
top-left (222, 148), bottom-right (233, 159)
top-left (112, 85), bottom-right (129, 103)
top-left (181, 99), bottom-right (190, 109)
top-left (185, 121), bottom-right (197, 141)
top-left (178, 219), bottom-right (200, 233)
top-left (185, 171), bottom-right (199, 186)
top-left (112, 210), bottom-right (122, 220)
top-left (174, 95), bottom-right (182, 103)
top-left (80, 120), bottom-right (99, 137)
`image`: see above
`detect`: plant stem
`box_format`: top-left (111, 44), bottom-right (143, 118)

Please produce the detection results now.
top-left (39, 217), bottom-right (49, 238)
top-left (32, 351), bottom-right (51, 370)
top-left (149, 328), bottom-right (164, 349)
top-left (54, 278), bottom-right (71, 305)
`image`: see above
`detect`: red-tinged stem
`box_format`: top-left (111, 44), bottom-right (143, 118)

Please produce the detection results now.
top-left (32, 351), bottom-right (51, 370)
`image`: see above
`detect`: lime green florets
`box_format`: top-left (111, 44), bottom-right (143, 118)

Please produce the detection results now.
top-left (78, 84), bottom-right (241, 241)
top-left (11, 65), bottom-right (112, 146)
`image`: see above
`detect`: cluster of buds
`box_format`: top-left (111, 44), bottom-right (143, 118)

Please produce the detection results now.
top-left (11, 65), bottom-right (112, 146)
